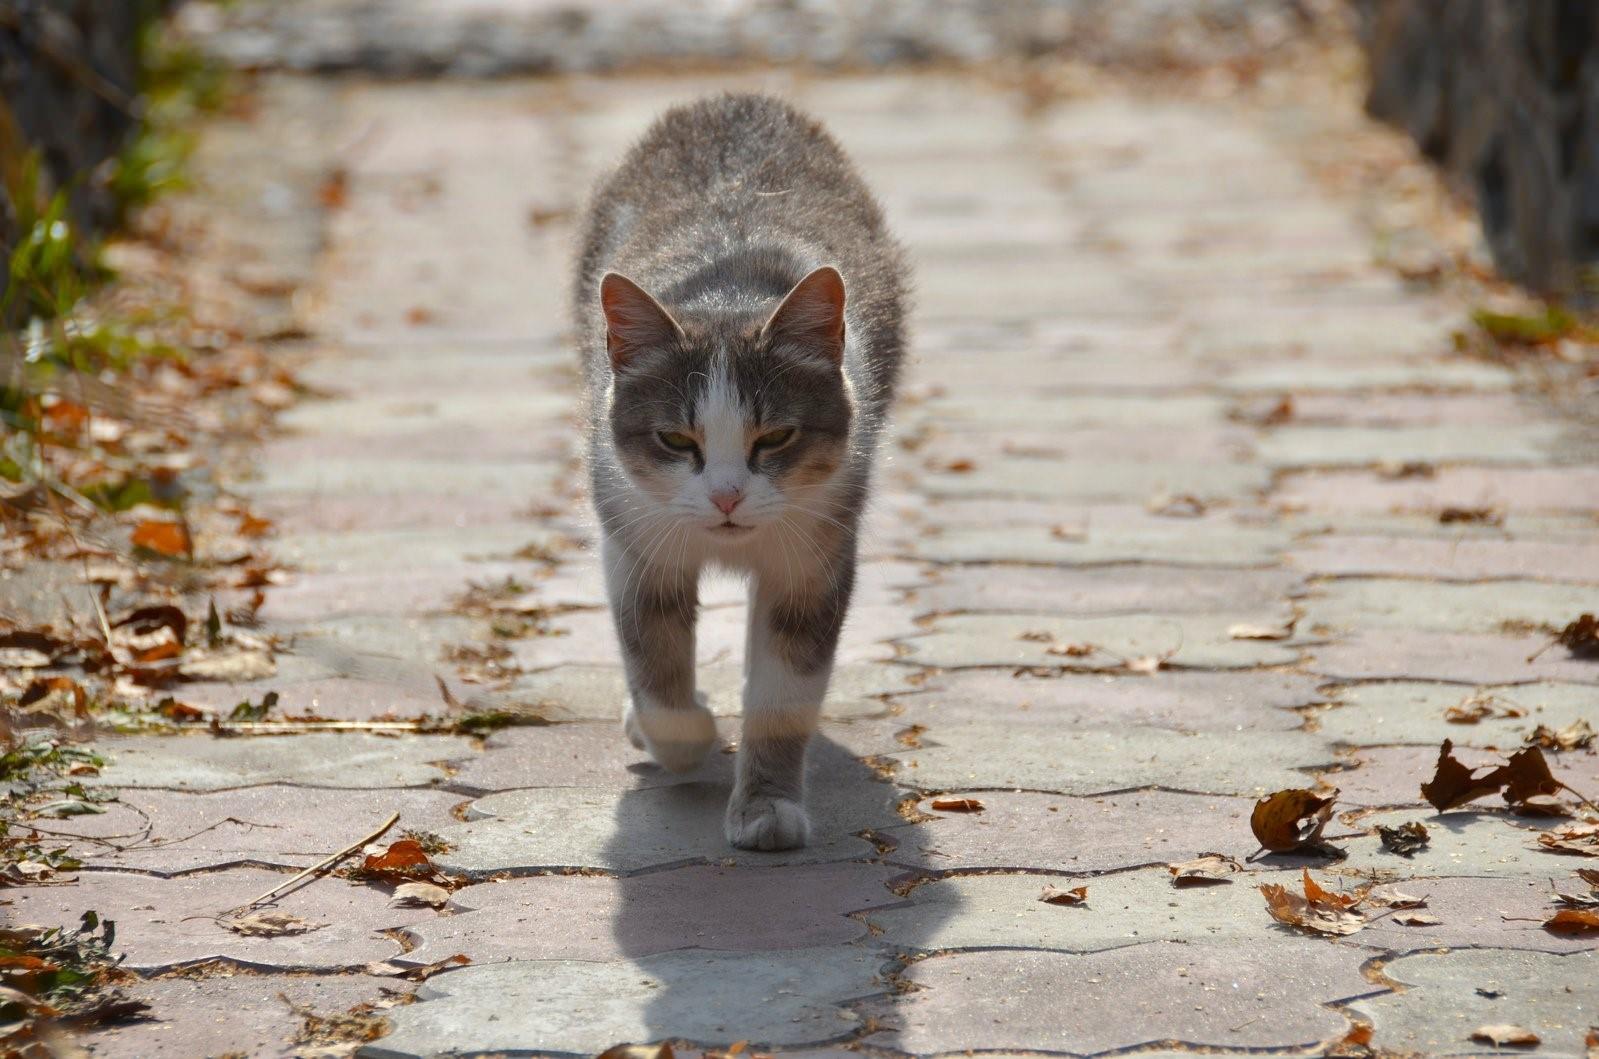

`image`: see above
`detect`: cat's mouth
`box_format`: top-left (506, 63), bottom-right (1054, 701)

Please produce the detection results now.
top-left (709, 521), bottom-right (756, 536)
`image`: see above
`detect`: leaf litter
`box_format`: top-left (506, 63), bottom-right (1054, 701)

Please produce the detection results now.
top-left (1250, 788), bottom-right (1342, 856)
top-left (1168, 853), bottom-right (1245, 886)
top-left (1260, 869), bottom-right (1368, 936)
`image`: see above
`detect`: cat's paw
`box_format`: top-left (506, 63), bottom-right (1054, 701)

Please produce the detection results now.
top-left (628, 696), bottom-right (716, 774)
top-left (725, 794), bottom-right (810, 851)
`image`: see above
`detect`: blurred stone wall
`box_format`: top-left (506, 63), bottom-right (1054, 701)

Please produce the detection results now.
top-left (1355, 0), bottom-right (1599, 296)
top-left (0, 1), bottom-right (157, 272)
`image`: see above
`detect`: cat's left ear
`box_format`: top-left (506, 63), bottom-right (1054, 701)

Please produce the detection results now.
top-left (762, 266), bottom-right (846, 365)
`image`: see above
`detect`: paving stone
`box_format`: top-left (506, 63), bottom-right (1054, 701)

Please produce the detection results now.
top-left (866, 940), bottom-right (1373, 1053)
top-left (370, 945), bottom-right (890, 1056)
top-left (910, 564), bottom-right (1304, 616)
top-left (1349, 949), bottom-right (1599, 1056)
top-left (1301, 579), bottom-right (1597, 636)
top-left (496, 662), bottom-right (915, 723)
top-left (1276, 467), bottom-right (1599, 514)
top-left (1310, 630), bottom-right (1599, 685)
top-left (83, 973), bottom-right (403, 1059)
top-left (1290, 534), bottom-right (1599, 582)
top-left (1356, 875), bottom-right (1599, 954)
top-left (921, 459), bottom-right (1269, 502)
top-left (1329, 746), bottom-right (1599, 810)
top-left (257, 491), bottom-right (535, 534)
top-left (178, 675), bottom-right (449, 721)
top-left (87, 733), bottom-right (476, 790)
top-left (46, 785), bottom-right (464, 873)
top-left (1220, 359), bottom-right (1512, 393)
top-left (915, 521), bottom-right (1290, 566)
top-left (904, 613), bottom-right (1302, 670)
top-left (6, 869), bottom-right (428, 970)
top-left (400, 863), bottom-right (901, 965)
top-left (890, 722), bottom-right (1333, 796)
top-left (434, 749), bottom-right (901, 873)
top-left (871, 870), bottom-right (1270, 952)
top-left (1281, 391), bottom-right (1543, 428)
top-left (1317, 681), bottom-right (1597, 748)
top-left (250, 457), bottom-right (564, 499)
top-left (1258, 424), bottom-right (1562, 468)
top-left (883, 789), bottom-right (1259, 872)
top-left (924, 394), bottom-right (1227, 430)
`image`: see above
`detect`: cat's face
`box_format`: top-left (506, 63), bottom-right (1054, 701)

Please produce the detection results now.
top-left (600, 268), bottom-right (852, 541)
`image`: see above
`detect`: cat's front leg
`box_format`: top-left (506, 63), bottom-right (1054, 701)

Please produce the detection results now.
top-left (605, 537), bottom-right (715, 774)
top-left (726, 557), bottom-right (854, 850)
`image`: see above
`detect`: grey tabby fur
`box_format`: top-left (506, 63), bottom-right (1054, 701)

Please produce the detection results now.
top-left (574, 94), bottom-right (906, 850)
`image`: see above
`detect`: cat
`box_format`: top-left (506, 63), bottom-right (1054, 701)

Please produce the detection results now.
top-left (573, 93), bottom-right (906, 850)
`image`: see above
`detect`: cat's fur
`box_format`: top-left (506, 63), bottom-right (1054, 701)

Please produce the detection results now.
top-left (574, 94), bottom-right (906, 850)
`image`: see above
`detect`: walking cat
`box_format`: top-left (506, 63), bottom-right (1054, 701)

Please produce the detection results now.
top-left (574, 94), bottom-right (906, 850)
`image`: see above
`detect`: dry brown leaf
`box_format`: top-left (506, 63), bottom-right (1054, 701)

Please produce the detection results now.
top-left (1444, 692), bottom-right (1522, 725)
top-left (358, 839), bottom-right (436, 880)
top-left (1227, 622), bottom-right (1293, 641)
top-left (1420, 740), bottom-right (1506, 810)
top-left (941, 458), bottom-right (976, 473)
top-left (929, 798), bottom-right (985, 814)
top-left (131, 520), bottom-right (191, 558)
top-left (1251, 788), bottom-right (1336, 853)
top-left (363, 953), bottom-right (471, 982)
top-left (1168, 853), bottom-right (1244, 886)
top-left (1539, 825), bottom-right (1599, 857)
top-left (391, 882), bottom-right (450, 909)
top-left (226, 910), bottom-right (323, 937)
top-left (1259, 870), bottom-right (1366, 936)
top-left (1377, 821), bottom-right (1429, 858)
top-left (598, 1046), bottom-right (675, 1059)
top-left (1470, 1024), bottom-right (1540, 1047)
top-left (1439, 506), bottom-right (1503, 527)
top-left (1372, 889), bottom-right (1428, 910)
top-left (1039, 884), bottom-right (1088, 907)
top-left (1044, 642), bottom-right (1096, 658)
top-left (1148, 493), bottom-right (1206, 518)
top-left (1527, 719), bottom-right (1595, 751)
top-left (1544, 908), bottom-right (1599, 934)
top-left (1392, 912), bottom-right (1441, 926)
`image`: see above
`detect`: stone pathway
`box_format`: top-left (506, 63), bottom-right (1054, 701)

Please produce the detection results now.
top-left (36, 66), bottom-right (1599, 1057)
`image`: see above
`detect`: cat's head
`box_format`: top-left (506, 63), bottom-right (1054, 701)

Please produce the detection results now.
top-left (598, 266), bottom-right (853, 541)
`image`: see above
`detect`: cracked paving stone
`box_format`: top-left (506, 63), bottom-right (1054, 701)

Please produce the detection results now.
top-left (495, 662), bottom-right (915, 723)
top-left (1301, 579), bottom-right (1597, 636)
top-left (1356, 876), bottom-right (1599, 954)
top-left (904, 669), bottom-right (1320, 732)
top-left (1276, 466), bottom-right (1599, 515)
top-left (1311, 630), bottom-right (1599, 686)
top-left (1290, 534), bottom-right (1599, 583)
top-left (367, 945), bottom-right (891, 1056)
top-left (451, 720), bottom-right (903, 792)
top-left (862, 939), bottom-right (1375, 1053)
top-left (85, 973), bottom-right (404, 1058)
top-left (911, 564), bottom-right (1305, 616)
top-left (883, 789), bottom-right (1259, 872)
top-left (46, 785), bottom-right (464, 874)
top-left (1349, 949), bottom-right (1599, 1056)
top-left (903, 613), bottom-right (1301, 670)
top-left (870, 869), bottom-right (1271, 952)
top-left (914, 522), bottom-right (1290, 567)
top-left (1257, 423), bottom-right (1564, 468)
top-left (1317, 681), bottom-right (1597, 748)
top-left (86, 733), bottom-right (476, 790)
top-left (433, 760), bottom-right (901, 874)
top-left (890, 722), bottom-right (1333, 795)
top-left (1330, 746), bottom-right (1599, 810)
top-left (399, 863), bottom-right (901, 965)
top-left (6, 869), bottom-right (429, 970)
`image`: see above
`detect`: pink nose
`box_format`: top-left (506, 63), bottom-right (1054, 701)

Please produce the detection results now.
top-left (710, 490), bottom-right (742, 516)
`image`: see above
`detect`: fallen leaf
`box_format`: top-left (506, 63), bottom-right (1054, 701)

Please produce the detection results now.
top-left (1377, 821), bottom-right (1429, 858)
top-left (1259, 870), bottom-right (1366, 936)
top-left (1251, 789), bottom-right (1336, 853)
top-left (1438, 505), bottom-right (1503, 527)
top-left (598, 1046), bottom-right (675, 1059)
top-left (1444, 692), bottom-right (1522, 725)
top-left (1039, 884), bottom-right (1088, 906)
top-left (363, 952), bottom-right (470, 982)
top-left (940, 458), bottom-right (976, 473)
top-left (1044, 642), bottom-right (1096, 658)
top-left (226, 910), bottom-right (323, 937)
top-left (391, 882), bottom-right (450, 909)
top-left (1167, 853), bottom-right (1244, 886)
top-left (131, 520), bottom-right (191, 558)
top-left (1420, 739), bottom-right (1511, 811)
top-left (1227, 621), bottom-right (1292, 641)
top-left (1498, 745), bottom-right (1564, 806)
top-left (1371, 889), bottom-right (1427, 909)
top-left (1392, 912), bottom-right (1441, 926)
top-left (1539, 825), bottom-right (1599, 857)
top-left (1470, 1024), bottom-right (1540, 1047)
top-left (929, 798), bottom-right (985, 814)
top-left (1148, 493), bottom-right (1206, 518)
top-left (1529, 613), bottom-right (1599, 662)
top-left (357, 839), bottom-right (436, 881)
top-left (1527, 719), bottom-right (1595, 751)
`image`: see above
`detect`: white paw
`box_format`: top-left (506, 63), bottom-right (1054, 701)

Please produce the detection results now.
top-left (725, 794), bottom-right (810, 851)
top-left (628, 696), bottom-right (716, 774)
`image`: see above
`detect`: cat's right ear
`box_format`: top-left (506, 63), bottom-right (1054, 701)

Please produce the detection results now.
top-left (600, 273), bottom-right (683, 372)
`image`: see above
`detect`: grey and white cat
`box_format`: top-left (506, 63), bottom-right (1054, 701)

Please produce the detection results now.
top-left (574, 94), bottom-right (906, 850)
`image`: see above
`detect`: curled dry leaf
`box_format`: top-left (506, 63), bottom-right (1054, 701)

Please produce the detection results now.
top-left (1445, 692), bottom-right (1523, 725)
top-left (357, 839), bottom-right (437, 880)
top-left (226, 910), bottom-right (323, 937)
top-left (1392, 912), bottom-right (1441, 926)
top-left (1377, 821), bottom-right (1429, 858)
top-left (1039, 884), bottom-right (1089, 907)
top-left (130, 520), bottom-right (191, 558)
top-left (1527, 719), bottom-right (1595, 751)
top-left (1167, 853), bottom-right (1244, 887)
top-left (391, 882), bottom-right (450, 909)
top-left (1420, 739), bottom-right (1576, 812)
top-left (1470, 1025), bottom-right (1540, 1047)
top-left (929, 798), bottom-right (985, 814)
top-left (1529, 613), bottom-right (1599, 663)
top-left (1371, 889), bottom-right (1427, 909)
top-left (1544, 909), bottom-right (1599, 935)
top-left (1539, 825), bottom-right (1599, 857)
top-left (1250, 788), bottom-right (1336, 853)
top-left (363, 952), bottom-right (470, 982)
top-left (1259, 869), bottom-right (1366, 936)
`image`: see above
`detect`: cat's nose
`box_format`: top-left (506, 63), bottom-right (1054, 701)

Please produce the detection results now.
top-left (709, 489), bottom-right (743, 516)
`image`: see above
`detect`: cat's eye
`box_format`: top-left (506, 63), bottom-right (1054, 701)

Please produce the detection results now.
top-left (657, 431), bottom-right (698, 453)
top-left (753, 427), bottom-right (796, 453)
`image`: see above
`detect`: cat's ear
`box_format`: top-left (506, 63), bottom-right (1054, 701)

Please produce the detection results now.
top-left (600, 272), bottom-right (683, 371)
top-left (762, 266), bottom-right (846, 365)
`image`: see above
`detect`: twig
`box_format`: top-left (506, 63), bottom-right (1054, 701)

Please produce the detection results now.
top-left (232, 810), bottom-right (399, 912)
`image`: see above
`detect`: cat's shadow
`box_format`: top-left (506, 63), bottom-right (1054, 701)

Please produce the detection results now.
top-left (601, 729), bottom-right (946, 1051)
